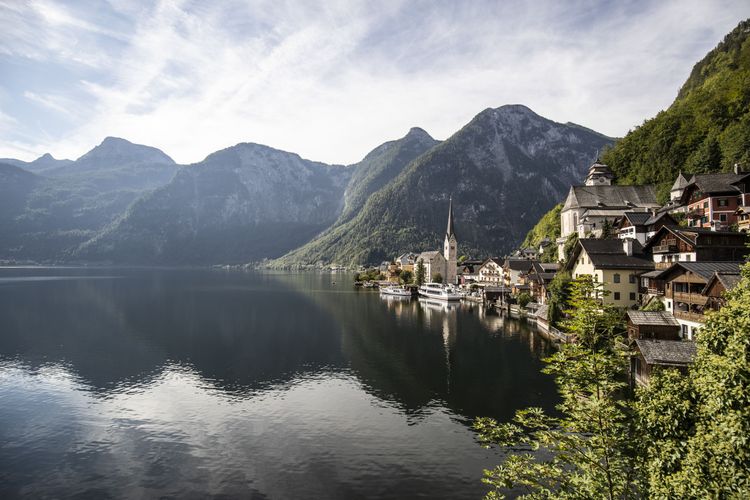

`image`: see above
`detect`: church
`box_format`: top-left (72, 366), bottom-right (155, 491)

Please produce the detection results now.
top-left (417, 198), bottom-right (458, 284)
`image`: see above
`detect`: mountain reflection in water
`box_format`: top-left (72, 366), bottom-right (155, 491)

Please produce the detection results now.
top-left (0, 268), bottom-right (558, 499)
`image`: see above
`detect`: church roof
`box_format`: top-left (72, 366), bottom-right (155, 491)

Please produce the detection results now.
top-left (670, 172), bottom-right (690, 192)
top-left (562, 185), bottom-right (659, 211)
top-left (446, 196), bottom-right (455, 239)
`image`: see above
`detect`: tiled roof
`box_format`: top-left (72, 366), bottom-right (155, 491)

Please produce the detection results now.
top-left (563, 185), bottom-right (660, 211)
top-left (653, 261), bottom-right (744, 282)
top-left (505, 258), bottom-right (535, 271)
top-left (685, 173), bottom-right (745, 196)
top-left (703, 271), bottom-right (742, 294)
top-left (623, 211), bottom-right (652, 226)
top-left (577, 238), bottom-right (654, 270)
top-left (671, 172), bottom-right (690, 191)
top-left (627, 310), bottom-right (680, 327)
top-left (636, 339), bottom-right (696, 366)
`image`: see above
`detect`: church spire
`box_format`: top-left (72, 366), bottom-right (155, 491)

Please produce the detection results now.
top-left (446, 196), bottom-right (455, 239)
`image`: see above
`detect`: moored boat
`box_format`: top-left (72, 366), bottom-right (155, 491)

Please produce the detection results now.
top-left (379, 285), bottom-right (412, 297)
top-left (418, 283), bottom-right (461, 301)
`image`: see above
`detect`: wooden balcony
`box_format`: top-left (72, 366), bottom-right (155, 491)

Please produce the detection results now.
top-left (674, 310), bottom-right (704, 323)
top-left (647, 287), bottom-right (664, 296)
top-left (673, 292), bottom-right (708, 306)
top-left (653, 243), bottom-right (678, 254)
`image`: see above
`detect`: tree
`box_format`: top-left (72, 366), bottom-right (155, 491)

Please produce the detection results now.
top-left (601, 218), bottom-right (613, 239)
top-left (475, 277), bottom-right (639, 499)
top-left (400, 270), bottom-right (413, 284)
top-left (636, 263), bottom-right (750, 498)
top-left (516, 292), bottom-right (532, 308)
top-left (415, 259), bottom-right (426, 286)
top-left (432, 272), bottom-right (443, 284)
top-left (546, 270), bottom-right (572, 327)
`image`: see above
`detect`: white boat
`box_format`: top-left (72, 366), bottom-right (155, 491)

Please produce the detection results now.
top-left (418, 283), bottom-right (461, 301)
top-left (379, 285), bottom-right (412, 297)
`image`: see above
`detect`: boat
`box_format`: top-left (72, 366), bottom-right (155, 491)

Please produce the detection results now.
top-left (418, 283), bottom-right (462, 301)
top-left (379, 285), bottom-right (412, 297)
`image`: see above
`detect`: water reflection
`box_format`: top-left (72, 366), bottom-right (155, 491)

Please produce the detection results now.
top-left (0, 268), bottom-right (559, 499)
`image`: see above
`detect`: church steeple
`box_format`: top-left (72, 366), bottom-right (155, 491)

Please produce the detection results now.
top-left (443, 196), bottom-right (457, 284)
top-left (446, 195), bottom-right (455, 239)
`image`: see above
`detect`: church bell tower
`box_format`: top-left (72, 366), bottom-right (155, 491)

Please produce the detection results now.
top-left (443, 196), bottom-right (458, 284)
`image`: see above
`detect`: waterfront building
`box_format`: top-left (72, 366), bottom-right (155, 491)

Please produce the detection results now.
top-left (477, 258), bottom-right (504, 284)
top-left (679, 169), bottom-right (749, 230)
top-left (632, 339), bottom-right (696, 387)
top-left (417, 251), bottom-right (446, 283)
top-left (503, 258), bottom-right (535, 288)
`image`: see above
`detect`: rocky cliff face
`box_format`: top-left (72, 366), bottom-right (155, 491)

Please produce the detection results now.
top-left (276, 105), bottom-right (613, 266)
top-left (75, 143), bottom-right (353, 264)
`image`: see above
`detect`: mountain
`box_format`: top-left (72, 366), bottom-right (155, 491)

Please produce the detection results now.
top-left (0, 153), bottom-right (73, 173)
top-left (274, 128), bottom-right (440, 266)
top-left (601, 19), bottom-right (750, 201)
top-left (74, 143), bottom-right (353, 264)
top-left (0, 138), bottom-right (180, 262)
top-left (275, 105), bottom-right (613, 266)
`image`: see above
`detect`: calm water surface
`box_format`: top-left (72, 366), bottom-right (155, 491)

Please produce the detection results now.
top-left (0, 268), bottom-right (559, 499)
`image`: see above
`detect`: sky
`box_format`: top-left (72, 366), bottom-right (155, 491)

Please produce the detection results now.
top-left (1, 0), bottom-right (749, 165)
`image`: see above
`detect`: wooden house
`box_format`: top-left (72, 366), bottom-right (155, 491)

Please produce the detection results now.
top-left (679, 169), bottom-right (749, 230)
top-left (642, 226), bottom-right (747, 270)
top-left (626, 310), bottom-right (680, 340)
top-left (632, 339), bottom-right (696, 387)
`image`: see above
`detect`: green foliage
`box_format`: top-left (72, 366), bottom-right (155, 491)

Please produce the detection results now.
top-left (415, 259), bottom-right (426, 286)
top-left (432, 272), bottom-right (443, 283)
top-left (516, 292), bottom-right (532, 308)
top-left (636, 263), bottom-right (750, 498)
top-left (547, 270), bottom-right (572, 327)
top-left (561, 233), bottom-right (579, 266)
top-left (400, 269), bottom-right (413, 284)
top-left (522, 203), bottom-right (562, 248)
top-left (639, 299), bottom-right (665, 312)
top-left (355, 268), bottom-right (382, 282)
top-left (475, 277), bottom-right (638, 499)
top-left (600, 218), bottom-right (613, 239)
top-left (601, 19), bottom-right (750, 201)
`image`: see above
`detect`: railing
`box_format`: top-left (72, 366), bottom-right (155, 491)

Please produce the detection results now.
top-left (647, 287), bottom-right (665, 296)
top-left (686, 208), bottom-right (705, 219)
top-left (673, 310), bottom-right (704, 322)
top-left (673, 292), bottom-right (708, 305)
top-left (548, 325), bottom-right (572, 344)
top-left (653, 243), bottom-right (678, 254)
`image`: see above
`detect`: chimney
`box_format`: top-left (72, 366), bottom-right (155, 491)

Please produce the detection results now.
top-left (623, 238), bottom-right (634, 257)
top-left (734, 163), bottom-right (744, 175)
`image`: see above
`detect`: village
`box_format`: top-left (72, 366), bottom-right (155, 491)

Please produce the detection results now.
top-left (354, 160), bottom-right (750, 387)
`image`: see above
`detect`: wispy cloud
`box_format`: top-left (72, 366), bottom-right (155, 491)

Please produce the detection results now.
top-left (0, 0), bottom-right (748, 164)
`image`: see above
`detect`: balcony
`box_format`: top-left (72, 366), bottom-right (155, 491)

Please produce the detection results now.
top-left (686, 207), bottom-right (705, 219)
top-left (674, 310), bottom-right (704, 322)
top-left (673, 291), bottom-right (708, 306)
top-left (647, 287), bottom-right (664, 296)
top-left (653, 242), bottom-right (678, 254)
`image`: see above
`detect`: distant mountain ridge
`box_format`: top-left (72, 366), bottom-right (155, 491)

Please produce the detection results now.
top-left (274, 104), bottom-right (613, 266)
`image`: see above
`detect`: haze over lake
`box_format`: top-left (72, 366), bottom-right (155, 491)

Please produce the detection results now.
top-left (0, 268), bottom-right (558, 499)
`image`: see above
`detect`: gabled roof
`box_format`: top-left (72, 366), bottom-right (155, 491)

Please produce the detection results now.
top-left (622, 211), bottom-right (652, 226)
top-left (626, 310), bottom-right (680, 327)
top-left (505, 258), bottom-right (535, 272)
top-left (653, 261), bottom-right (744, 282)
top-left (644, 211), bottom-right (677, 227)
top-left (418, 250), bottom-right (442, 260)
top-left (642, 225), bottom-right (747, 251)
top-left (562, 185), bottom-right (660, 211)
top-left (479, 257), bottom-right (504, 269)
top-left (681, 172), bottom-right (746, 202)
top-left (703, 271), bottom-right (742, 295)
top-left (567, 238), bottom-right (653, 271)
top-left (670, 172), bottom-right (690, 192)
top-left (636, 339), bottom-right (696, 366)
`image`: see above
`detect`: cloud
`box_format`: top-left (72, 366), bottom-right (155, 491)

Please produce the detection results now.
top-left (0, 0), bottom-right (749, 164)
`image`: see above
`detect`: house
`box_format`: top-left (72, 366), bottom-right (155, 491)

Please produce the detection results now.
top-left (503, 258), bottom-right (535, 288)
top-left (731, 172), bottom-right (750, 232)
top-left (524, 262), bottom-right (559, 304)
top-left (395, 252), bottom-right (417, 272)
top-left (557, 162), bottom-right (660, 259)
top-left (512, 247), bottom-right (538, 260)
top-left (626, 310), bottom-right (680, 341)
top-left (654, 261), bottom-right (743, 339)
top-left (457, 259), bottom-right (483, 284)
top-left (632, 339), bottom-right (696, 387)
top-left (703, 271), bottom-right (742, 313)
top-left (616, 211), bottom-right (677, 245)
top-left (679, 169), bottom-right (749, 230)
top-left (565, 238), bottom-right (653, 307)
top-left (642, 226), bottom-right (747, 270)
top-left (478, 258), bottom-right (504, 285)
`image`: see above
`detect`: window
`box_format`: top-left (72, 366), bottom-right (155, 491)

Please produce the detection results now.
top-left (629, 274), bottom-right (636, 284)
top-left (686, 255), bottom-right (692, 261)
top-left (629, 292), bottom-right (636, 301)
top-left (720, 214), bottom-right (727, 222)
top-left (681, 324), bottom-right (688, 338)
top-left (667, 300), bottom-right (672, 309)
top-left (613, 273), bottom-right (621, 283)
top-left (718, 199), bottom-right (728, 207)
top-left (614, 292), bottom-right (621, 300)
top-left (703, 201), bottom-right (709, 209)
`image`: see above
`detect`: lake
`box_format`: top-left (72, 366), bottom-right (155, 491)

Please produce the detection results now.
top-left (0, 268), bottom-right (559, 499)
